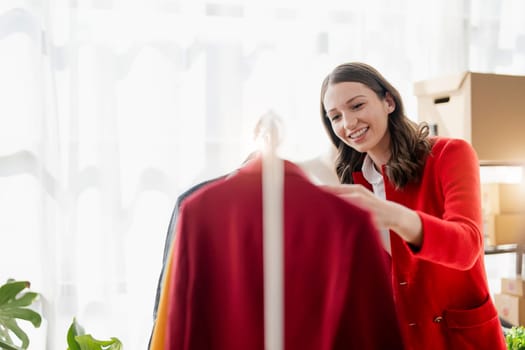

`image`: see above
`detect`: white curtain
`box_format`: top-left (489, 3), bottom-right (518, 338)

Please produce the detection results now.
top-left (1, 0), bottom-right (524, 348)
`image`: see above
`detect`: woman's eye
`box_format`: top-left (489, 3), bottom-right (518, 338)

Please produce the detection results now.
top-left (330, 115), bottom-right (340, 122)
top-left (352, 103), bottom-right (364, 110)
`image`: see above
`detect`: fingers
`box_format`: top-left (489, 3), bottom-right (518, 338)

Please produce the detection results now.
top-left (320, 184), bottom-right (365, 195)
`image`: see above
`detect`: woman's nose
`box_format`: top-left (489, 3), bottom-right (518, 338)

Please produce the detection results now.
top-left (343, 113), bottom-right (357, 130)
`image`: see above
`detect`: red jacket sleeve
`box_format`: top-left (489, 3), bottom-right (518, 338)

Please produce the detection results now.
top-left (415, 138), bottom-right (484, 270)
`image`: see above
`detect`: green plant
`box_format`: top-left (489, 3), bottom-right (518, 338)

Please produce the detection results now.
top-left (506, 326), bottom-right (525, 350)
top-left (0, 279), bottom-right (122, 350)
top-left (0, 279), bottom-right (42, 350)
top-left (66, 318), bottom-right (122, 350)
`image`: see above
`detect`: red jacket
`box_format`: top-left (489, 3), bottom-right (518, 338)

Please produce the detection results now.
top-left (353, 137), bottom-right (506, 349)
top-left (163, 157), bottom-right (404, 349)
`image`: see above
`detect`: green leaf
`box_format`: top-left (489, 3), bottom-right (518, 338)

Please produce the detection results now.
top-left (0, 280), bottom-right (41, 350)
top-left (66, 319), bottom-right (122, 350)
top-left (4, 293), bottom-right (38, 309)
top-left (2, 320), bottom-right (28, 349)
top-left (75, 335), bottom-right (122, 350)
top-left (506, 326), bottom-right (525, 350)
top-left (66, 318), bottom-right (85, 350)
top-left (0, 309), bottom-right (42, 328)
top-left (0, 339), bottom-right (21, 350)
top-left (0, 282), bottom-right (29, 306)
top-left (0, 327), bottom-right (12, 344)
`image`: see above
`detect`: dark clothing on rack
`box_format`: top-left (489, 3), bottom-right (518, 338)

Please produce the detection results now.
top-left (149, 176), bottom-right (224, 350)
top-left (152, 176), bottom-right (224, 321)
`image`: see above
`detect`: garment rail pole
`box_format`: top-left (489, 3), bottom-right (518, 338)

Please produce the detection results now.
top-left (258, 112), bottom-right (284, 350)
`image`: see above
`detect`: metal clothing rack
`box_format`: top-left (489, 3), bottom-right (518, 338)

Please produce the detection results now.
top-left (257, 112), bottom-right (284, 350)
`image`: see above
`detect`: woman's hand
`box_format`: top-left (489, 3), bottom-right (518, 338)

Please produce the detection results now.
top-left (322, 184), bottom-right (423, 247)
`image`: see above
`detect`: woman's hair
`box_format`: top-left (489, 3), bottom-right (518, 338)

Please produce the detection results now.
top-left (320, 62), bottom-right (432, 189)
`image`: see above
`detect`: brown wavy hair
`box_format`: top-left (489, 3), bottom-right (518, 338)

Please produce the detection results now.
top-left (320, 62), bottom-right (432, 189)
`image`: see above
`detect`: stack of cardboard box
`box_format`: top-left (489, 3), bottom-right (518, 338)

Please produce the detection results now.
top-left (495, 277), bottom-right (525, 326)
top-left (481, 183), bottom-right (525, 247)
top-left (484, 182), bottom-right (525, 326)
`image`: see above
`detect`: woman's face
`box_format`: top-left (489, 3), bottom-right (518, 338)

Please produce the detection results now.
top-left (323, 81), bottom-right (395, 165)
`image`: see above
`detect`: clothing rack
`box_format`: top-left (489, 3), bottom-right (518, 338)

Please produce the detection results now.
top-left (257, 112), bottom-right (284, 350)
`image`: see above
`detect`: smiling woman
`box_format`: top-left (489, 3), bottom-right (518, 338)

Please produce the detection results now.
top-left (319, 62), bottom-right (507, 350)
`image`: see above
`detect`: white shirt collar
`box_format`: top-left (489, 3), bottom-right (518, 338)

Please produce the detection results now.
top-left (360, 154), bottom-right (390, 254)
top-left (361, 154), bottom-right (383, 185)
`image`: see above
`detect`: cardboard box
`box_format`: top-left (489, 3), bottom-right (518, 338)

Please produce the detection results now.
top-left (484, 213), bottom-right (525, 246)
top-left (502, 277), bottom-right (525, 297)
top-left (413, 72), bottom-right (525, 163)
top-left (496, 293), bottom-right (523, 326)
top-left (495, 293), bottom-right (525, 326)
top-left (482, 183), bottom-right (525, 214)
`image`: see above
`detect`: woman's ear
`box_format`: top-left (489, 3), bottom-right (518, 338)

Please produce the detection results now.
top-left (385, 92), bottom-right (396, 113)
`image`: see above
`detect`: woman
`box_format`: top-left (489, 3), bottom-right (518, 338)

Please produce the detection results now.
top-left (320, 62), bottom-right (506, 349)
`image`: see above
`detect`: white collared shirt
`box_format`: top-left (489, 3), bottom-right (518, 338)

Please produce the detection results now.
top-left (361, 155), bottom-right (391, 254)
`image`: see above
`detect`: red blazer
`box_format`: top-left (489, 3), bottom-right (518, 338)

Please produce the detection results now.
top-left (353, 137), bottom-right (506, 350)
top-left (163, 157), bottom-right (404, 349)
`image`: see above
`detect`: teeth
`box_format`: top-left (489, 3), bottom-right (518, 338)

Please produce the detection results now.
top-left (350, 127), bottom-right (368, 139)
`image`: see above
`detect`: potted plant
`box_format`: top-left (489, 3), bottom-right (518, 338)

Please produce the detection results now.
top-left (0, 279), bottom-right (123, 350)
top-left (66, 318), bottom-right (122, 350)
top-left (506, 326), bottom-right (525, 350)
top-left (0, 279), bottom-right (41, 350)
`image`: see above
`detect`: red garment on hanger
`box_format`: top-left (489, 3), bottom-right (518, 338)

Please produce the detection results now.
top-left (162, 156), bottom-right (403, 349)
